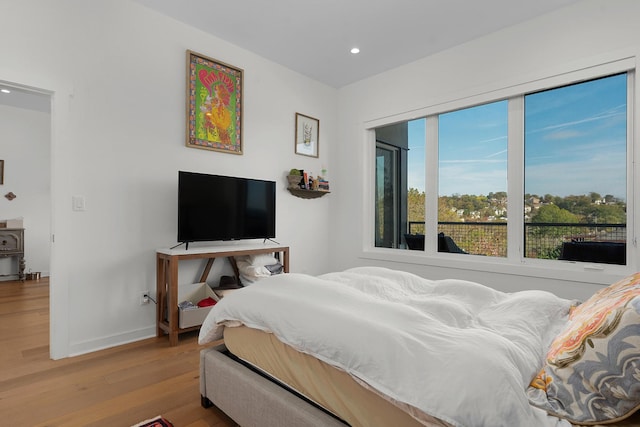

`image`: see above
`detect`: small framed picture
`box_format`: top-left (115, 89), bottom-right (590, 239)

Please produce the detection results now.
top-left (0, 160), bottom-right (4, 185)
top-left (295, 113), bottom-right (319, 158)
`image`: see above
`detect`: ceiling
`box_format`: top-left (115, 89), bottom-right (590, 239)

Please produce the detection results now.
top-left (134, 0), bottom-right (583, 88)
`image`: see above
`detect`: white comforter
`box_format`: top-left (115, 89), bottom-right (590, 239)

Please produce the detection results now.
top-left (199, 266), bottom-right (574, 427)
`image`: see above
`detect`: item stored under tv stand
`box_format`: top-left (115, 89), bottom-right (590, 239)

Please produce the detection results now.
top-left (156, 243), bottom-right (289, 346)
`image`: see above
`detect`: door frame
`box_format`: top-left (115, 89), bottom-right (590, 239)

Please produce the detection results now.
top-left (0, 74), bottom-right (70, 359)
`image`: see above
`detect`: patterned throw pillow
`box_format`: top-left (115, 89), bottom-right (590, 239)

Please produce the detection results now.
top-left (528, 273), bottom-right (640, 424)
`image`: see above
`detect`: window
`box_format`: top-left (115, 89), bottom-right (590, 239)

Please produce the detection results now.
top-left (524, 74), bottom-right (627, 264)
top-left (372, 71), bottom-right (631, 267)
top-left (438, 101), bottom-right (508, 256)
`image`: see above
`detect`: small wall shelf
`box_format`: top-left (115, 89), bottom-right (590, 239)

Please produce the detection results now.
top-left (288, 188), bottom-right (330, 199)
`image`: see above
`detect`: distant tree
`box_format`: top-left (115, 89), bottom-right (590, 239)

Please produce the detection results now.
top-left (438, 198), bottom-right (461, 222)
top-left (531, 204), bottom-right (579, 223)
top-left (550, 195), bottom-right (563, 206)
top-left (584, 204), bottom-right (626, 224)
top-left (493, 191), bottom-right (507, 201)
top-left (557, 195), bottom-right (591, 215)
top-left (407, 188), bottom-right (425, 220)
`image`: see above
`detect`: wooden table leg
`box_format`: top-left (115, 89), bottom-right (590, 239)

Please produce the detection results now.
top-left (156, 256), bottom-right (165, 338)
top-left (282, 248), bottom-right (290, 273)
top-left (168, 255), bottom-right (179, 346)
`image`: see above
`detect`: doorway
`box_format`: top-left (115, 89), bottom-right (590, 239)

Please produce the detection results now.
top-left (375, 142), bottom-right (399, 248)
top-left (0, 82), bottom-right (52, 349)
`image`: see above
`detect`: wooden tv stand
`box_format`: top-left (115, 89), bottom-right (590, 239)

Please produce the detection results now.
top-left (156, 242), bottom-right (289, 346)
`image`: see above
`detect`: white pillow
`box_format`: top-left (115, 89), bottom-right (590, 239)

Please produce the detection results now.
top-left (245, 254), bottom-right (279, 266)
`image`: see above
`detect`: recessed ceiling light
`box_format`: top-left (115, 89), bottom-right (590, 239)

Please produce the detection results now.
top-left (0, 89), bottom-right (10, 94)
top-left (350, 47), bottom-right (360, 54)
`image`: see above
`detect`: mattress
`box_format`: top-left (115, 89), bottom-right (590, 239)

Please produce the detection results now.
top-left (224, 325), bottom-right (452, 427)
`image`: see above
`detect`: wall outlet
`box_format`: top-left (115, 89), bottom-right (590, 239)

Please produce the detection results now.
top-left (140, 290), bottom-right (150, 305)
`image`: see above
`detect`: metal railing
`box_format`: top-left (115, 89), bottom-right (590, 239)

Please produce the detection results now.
top-left (407, 221), bottom-right (626, 260)
top-left (524, 222), bottom-right (626, 260)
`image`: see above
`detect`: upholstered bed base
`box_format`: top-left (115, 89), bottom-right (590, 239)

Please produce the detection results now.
top-left (200, 344), bottom-right (347, 427)
top-left (200, 343), bottom-right (640, 427)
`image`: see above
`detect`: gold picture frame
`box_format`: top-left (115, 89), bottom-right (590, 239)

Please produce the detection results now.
top-left (295, 113), bottom-right (319, 158)
top-left (186, 50), bottom-right (244, 154)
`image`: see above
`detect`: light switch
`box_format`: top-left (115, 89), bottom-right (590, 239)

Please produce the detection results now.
top-left (72, 195), bottom-right (86, 211)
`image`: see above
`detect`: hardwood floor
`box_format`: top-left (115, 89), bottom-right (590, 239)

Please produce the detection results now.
top-left (0, 278), bottom-right (237, 427)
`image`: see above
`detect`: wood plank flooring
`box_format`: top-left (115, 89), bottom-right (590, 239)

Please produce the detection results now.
top-left (0, 278), bottom-right (237, 427)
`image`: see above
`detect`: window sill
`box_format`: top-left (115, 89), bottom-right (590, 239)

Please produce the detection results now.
top-left (360, 246), bottom-right (630, 287)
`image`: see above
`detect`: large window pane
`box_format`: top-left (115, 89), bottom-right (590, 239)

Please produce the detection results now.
top-left (407, 119), bottom-right (426, 236)
top-left (375, 119), bottom-right (426, 249)
top-left (524, 74), bottom-right (627, 264)
top-left (438, 101), bottom-right (508, 256)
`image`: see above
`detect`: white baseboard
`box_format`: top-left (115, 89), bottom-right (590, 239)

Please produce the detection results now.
top-left (68, 326), bottom-right (157, 357)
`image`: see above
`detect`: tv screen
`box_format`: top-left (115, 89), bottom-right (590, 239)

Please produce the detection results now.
top-left (178, 171), bottom-right (276, 244)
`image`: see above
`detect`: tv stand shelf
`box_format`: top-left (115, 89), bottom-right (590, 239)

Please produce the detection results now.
top-left (156, 242), bottom-right (289, 346)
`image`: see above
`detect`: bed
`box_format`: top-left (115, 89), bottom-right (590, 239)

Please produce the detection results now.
top-left (198, 267), bottom-right (640, 427)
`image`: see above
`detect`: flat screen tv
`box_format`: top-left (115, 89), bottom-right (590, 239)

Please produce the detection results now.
top-left (178, 171), bottom-right (276, 246)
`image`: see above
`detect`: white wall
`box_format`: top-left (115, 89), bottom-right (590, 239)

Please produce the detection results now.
top-left (332, 0), bottom-right (640, 301)
top-left (1, 0), bottom-right (336, 357)
top-left (0, 104), bottom-right (51, 277)
top-left (4, 0), bottom-right (637, 359)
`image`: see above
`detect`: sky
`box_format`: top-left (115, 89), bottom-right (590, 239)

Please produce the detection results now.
top-left (407, 73), bottom-right (627, 200)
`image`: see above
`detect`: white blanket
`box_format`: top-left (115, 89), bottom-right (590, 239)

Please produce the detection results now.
top-left (199, 266), bottom-right (574, 427)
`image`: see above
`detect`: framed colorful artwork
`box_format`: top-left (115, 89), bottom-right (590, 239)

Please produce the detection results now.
top-left (295, 113), bottom-right (319, 158)
top-left (186, 50), bottom-right (244, 154)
